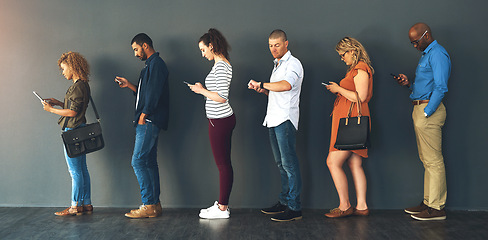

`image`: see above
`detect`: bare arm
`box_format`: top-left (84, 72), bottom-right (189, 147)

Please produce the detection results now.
top-left (326, 69), bottom-right (370, 102)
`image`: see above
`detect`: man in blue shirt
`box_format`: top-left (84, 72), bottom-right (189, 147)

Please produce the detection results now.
top-left (115, 33), bottom-right (170, 218)
top-left (396, 23), bottom-right (450, 221)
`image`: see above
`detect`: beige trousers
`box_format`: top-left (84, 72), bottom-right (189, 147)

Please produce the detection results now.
top-left (412, 102), bottom-right (447, 210)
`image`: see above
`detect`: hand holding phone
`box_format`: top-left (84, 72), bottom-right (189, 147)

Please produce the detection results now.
top-left (321, 82), bottom-right (330, 86)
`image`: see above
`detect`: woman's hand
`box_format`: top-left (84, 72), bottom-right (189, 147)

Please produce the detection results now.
top-left (189, 82), bottom-right (205, 94)
top-left (326, 82), bottom-right (341, 94)
top-left (44, 98), bottom-right (63, 107)
top-left (42, 101), bottom-right (53, 113)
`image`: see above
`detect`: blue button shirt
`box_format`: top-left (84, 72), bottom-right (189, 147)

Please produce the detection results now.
top-left (410, 40), bottom-right (451, 116)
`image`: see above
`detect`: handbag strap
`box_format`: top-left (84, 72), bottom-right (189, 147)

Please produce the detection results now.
top-left (346, 91), bottom-right (363, 118)
top-left (62, 95), bottom-right (100, 130)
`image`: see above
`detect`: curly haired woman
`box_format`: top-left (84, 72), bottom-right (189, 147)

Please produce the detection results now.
top-left (42, 51), bottom-right (93, 216)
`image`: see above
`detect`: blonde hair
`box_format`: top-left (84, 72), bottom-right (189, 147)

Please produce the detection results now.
top-left (336, 37), bottom-right (374, 75)
top-left (57, 51), bottom-right (90, 81)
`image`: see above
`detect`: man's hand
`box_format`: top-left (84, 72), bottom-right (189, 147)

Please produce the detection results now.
top-left (115, 76), bottom-right (129, 88)
top-left (138, 113), bottom-right (147, 125)
top-left (396, 74), bottom-right (411, 87)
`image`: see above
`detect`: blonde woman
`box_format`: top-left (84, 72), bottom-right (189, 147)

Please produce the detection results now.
top-left (42, 52), bottom-right (93, 216)
top-left (324, 37), bottom-right (374, 218)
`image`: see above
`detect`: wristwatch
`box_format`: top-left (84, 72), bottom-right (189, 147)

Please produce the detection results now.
top-left (260, 82), bottom-right (264, 89)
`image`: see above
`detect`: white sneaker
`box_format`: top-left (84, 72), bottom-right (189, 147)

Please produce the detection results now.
top-left (199, 201), bottom-right (230, 219)
top-left (200, 201), bottom-right (219, 213)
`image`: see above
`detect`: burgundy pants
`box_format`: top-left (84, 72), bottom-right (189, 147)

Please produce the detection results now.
top-left (208, 114), bottom-right (236, 205)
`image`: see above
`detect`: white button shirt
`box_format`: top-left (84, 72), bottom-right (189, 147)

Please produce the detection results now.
top-left (263, 51), bottom-right (304, 130)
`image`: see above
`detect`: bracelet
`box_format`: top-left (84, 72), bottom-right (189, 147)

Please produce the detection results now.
top-left (260, 82), bottom-right (264, 89)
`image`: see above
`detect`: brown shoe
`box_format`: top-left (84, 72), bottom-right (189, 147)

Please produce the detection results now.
top-left (125, 204), bottom-right (158, 218)
top-left (83, 205), bottom-right (93, 215)
top-left (353, 208), bottom-right (370, 216)
top-left (404, 201), bottom-right (428, 214)
top-left (155, 202), bottom-right (162, 216)
top-left (411, 207), bottom-right (446, 221)
top-left (54, 206), bottom-right (83, 216)
top-left (324, 206), bottom-right (354, 218)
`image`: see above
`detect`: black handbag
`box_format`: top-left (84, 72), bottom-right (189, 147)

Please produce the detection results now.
top-left (334, 92), bottom-right (371, 150)
top-left (61, 96), bottom-right (104, 158)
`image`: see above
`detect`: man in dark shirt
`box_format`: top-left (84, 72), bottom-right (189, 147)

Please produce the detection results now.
top-left (115, 33), bottom-right (169, 218)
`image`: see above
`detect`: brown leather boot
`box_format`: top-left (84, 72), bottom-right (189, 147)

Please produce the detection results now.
top-left (54, 206), bottom-right (83, 216)
top-left (155, 202), bottom-right (162, 216)
top-left (83, 205), bottom-right (93, 215)
top-left (125, 204), bottom-right (158, 218)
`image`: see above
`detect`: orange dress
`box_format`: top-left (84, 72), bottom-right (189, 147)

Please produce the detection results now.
top-left (329, 61), bottom-right (373, 158)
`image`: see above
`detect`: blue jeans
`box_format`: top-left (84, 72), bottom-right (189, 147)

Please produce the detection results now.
top-left (132, 122), bottom-right (161, 205)
top-left (269, 120), bottom-right (302, 211)
top-left (63, 124), bottom-right (91, 206)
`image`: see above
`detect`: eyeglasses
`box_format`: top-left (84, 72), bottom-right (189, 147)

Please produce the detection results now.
top-left (411, 30), bottom-right (428, 46)
top-left (340, 51), bottom-right (348, 59)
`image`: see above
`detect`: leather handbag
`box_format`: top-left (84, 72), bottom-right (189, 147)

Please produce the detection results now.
top-left (61, 96), bottom-right (104, 158)
top-left (334, 92), bottom-right (370, 150)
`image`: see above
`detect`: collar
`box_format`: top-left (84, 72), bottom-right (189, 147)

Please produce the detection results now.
top-left (422, 40), bottom-right (438, 55)
top-left (145, 52), bottom-right (159, 65)
top-left (274, 50), bottom-right (292, 65)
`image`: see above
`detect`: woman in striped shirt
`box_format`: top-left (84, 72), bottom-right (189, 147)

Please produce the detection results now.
top-left (187, 28), bottom-right (236, 219)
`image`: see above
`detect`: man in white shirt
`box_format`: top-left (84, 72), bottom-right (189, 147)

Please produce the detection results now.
top-left (248, 29), bottom-right (304, 222)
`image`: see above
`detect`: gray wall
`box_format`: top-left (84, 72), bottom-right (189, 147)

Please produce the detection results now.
top-left (1, 0), bottom-right (487, 210)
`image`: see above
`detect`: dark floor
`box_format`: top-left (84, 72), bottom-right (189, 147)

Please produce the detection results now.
top-left (0, 208), bottom-right (487, 240)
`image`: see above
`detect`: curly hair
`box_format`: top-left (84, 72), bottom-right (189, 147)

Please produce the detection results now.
top-left (57, 51), bottom-right (90, 81)
top-left (199, 28), bottom-right (231, 60)
top-left (336, 37), bottom-right (374, 75)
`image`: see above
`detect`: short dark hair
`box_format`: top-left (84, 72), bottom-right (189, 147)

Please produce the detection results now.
top-left (269, 29), bottom-right (287, 41)
top-left (131, 33), bottom-right (153, 48)
top-left (199, 28), bottom-right (231, 60)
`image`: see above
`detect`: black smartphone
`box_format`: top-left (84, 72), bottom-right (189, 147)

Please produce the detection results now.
top-left (390, 73), bottom-right (399, 79)
top-left (183, 81), bottom-right (191, 85)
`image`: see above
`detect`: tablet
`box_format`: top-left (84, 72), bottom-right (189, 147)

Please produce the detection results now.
top-left (33, 91), bottom-right (43, 102)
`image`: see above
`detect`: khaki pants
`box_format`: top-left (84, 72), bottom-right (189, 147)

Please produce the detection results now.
top-left (412, 102), bottom-right (447, 210)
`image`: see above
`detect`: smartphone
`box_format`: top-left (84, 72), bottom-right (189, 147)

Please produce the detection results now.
top-left (321, 82), bottom-right (330, 86)
top-left (390, 73), bottom-right (399, 79)
top-left (183, 81), bottom-right (191, 85)
top-left (33, 91), bottom-right (44, 102)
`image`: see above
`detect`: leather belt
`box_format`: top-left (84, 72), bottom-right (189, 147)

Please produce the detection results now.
top-left (412, 100), bottom-right (429, 105)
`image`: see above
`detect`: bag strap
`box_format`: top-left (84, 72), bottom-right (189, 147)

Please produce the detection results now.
top-left (345, 91), bottom-right (363, 125)
top-left (346, 91), bottom-right (363, 117)
top-left (62, 95), bottom-right (100, 130)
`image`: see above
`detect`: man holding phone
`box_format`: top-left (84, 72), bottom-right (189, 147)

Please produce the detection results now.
top-left (248, 29), bottom-right (304, 222)
top-left (395, 23), bottom-right (450, 221)
top-left (115, 33), bottom-right (170, 218)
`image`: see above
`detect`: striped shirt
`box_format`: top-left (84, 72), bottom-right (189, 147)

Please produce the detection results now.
top-left (205, 61), bottom-right (233, 119)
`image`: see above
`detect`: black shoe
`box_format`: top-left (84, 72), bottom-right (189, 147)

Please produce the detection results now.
top-left (261, 202), bottom-right (287, 215)
top-left (271, 208), bottom-right (302, 222)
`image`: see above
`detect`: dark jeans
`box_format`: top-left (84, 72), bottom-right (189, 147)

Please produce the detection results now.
top-left (269, 120), bottom-right (302, 211)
